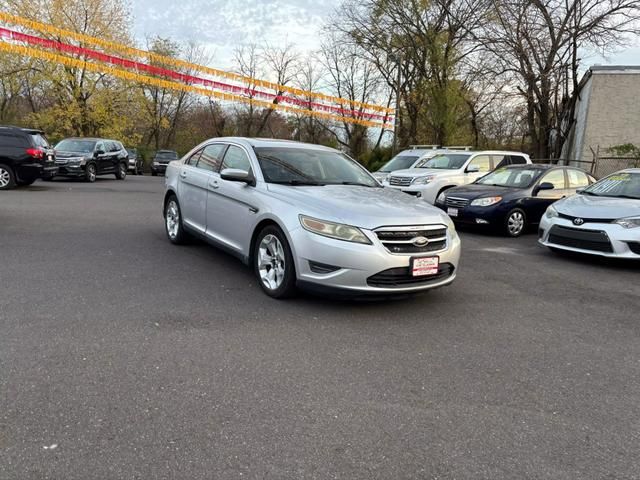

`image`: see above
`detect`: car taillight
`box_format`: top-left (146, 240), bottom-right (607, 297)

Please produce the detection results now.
top-left (26, 148), bottom-right (44, 159)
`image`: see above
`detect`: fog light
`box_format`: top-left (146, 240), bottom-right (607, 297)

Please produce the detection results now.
top-left (475, 219), bottom-right (489, 224)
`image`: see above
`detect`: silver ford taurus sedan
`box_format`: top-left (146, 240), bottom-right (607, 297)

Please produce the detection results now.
top-left (163, 138), bottom-right (461, 298)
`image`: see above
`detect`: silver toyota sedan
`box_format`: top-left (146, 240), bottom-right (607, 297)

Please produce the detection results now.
top-left (163, 138), bottom-right (461, 298)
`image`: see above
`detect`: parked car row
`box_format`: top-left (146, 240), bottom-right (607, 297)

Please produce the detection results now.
top-left (0, 124), bottom-right (183, 190)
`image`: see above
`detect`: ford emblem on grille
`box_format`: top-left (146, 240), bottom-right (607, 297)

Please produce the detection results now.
top-left (412, 236), bottom-right (430, 247)
top-left (573, 218), bottom-right (585, 226)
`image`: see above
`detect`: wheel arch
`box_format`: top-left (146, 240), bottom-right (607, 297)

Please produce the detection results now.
top-left (248, 217), bottom-right (292, 267)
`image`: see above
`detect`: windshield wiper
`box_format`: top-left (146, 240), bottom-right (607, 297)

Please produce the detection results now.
top-left (612, 194), bottom-right (640, 200)
top-left (269, 180), bottom-right (325, 186)
top-left (580, 191), bottom-right (601, 196)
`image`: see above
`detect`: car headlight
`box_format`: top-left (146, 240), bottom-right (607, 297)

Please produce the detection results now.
top-left (614, 217), bottom-right (640, 229)
top-left (153, 161), bottom-right (159, 166)
top-left (299, 215), bottom-right (371, 244)
top-left (412, 175), bottom-right (435, 185)
top-left (471, 196), bottom-right (502, 207)
top-left (436, 191), bottom-right (447, 204)
top-left (545, 205), bottom-right (559, 219)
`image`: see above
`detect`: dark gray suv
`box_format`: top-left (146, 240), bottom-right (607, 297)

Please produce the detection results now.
top-left (52, 138), bottom-right (129, 182)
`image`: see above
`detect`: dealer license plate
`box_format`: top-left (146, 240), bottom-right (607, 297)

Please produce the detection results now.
top-left (411, 257), bottom-right (439, 277)
top-left (447, 207), bottom-right (458, 217)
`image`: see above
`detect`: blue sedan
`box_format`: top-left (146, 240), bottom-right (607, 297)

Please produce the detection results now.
top-left (434, 165), bottom-right (596, 236)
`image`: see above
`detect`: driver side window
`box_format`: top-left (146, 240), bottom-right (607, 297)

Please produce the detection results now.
top-left (221, 145), bottom-right (252, 172)
top-left (468, 155), bottom-right (491, 172)
top-left (95, 142), bottom-right (105, 153)
top-left (540, 169), bottom-right (566, 189)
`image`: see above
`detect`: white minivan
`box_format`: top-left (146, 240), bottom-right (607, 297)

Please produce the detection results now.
top-left (383, 150), bottom-right (531, 204)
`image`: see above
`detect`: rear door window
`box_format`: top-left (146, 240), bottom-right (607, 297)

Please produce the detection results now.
top-left (186, 149), bottom-right (203, 166)
top-left (567, 169), bottom-right (590, 188)
top-left (492, 155), bottom-right (508, 169)
top-left (0, 133), bottom-right (28, 148)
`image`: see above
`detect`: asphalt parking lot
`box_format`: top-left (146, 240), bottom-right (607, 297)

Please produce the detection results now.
top-left (1, 176), bottom-right (639, 479)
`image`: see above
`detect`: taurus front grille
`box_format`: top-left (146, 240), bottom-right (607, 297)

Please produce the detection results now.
top-left (375, 226), bottom-right (447, 254)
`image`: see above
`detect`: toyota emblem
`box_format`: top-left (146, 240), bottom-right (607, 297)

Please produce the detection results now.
top-left (412, 236), bottom-right (430, 247)
top-left (573, 218), bottom-right (585, 226)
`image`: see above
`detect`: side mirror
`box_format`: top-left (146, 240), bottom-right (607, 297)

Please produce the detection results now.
top-left (220, 168), bottom-right (254, 185)
top-left (576, 187), bottom-right (585, 194)
top-left (466, 165), bottom-right (480, 173)
top-left (95, 149), bottom-right (105, 157)
top-left (534, 182), bottom-right (554, 195)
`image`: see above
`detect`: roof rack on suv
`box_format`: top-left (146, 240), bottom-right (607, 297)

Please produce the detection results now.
top-left (442, 146), bottom-right (473, 151)
top-left (409, 145), bottom-right (440, 150)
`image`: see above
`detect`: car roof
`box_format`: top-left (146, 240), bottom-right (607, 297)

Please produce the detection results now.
top-left (472, 150), bottom-right (530, 156)
top-left (205, 137), bottom-right (339, 152)
top-left (0, 125), bottom-right (45, 135)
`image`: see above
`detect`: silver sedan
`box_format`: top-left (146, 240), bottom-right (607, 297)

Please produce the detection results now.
top-left (539, 169), bottom-right (640, 258)
top-left (163, 138), bottom-right (461, 298)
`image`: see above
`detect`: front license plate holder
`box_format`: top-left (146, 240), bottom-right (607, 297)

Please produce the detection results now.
top-left (411, 256), bottom-right (439, 277)
top-left (447, 207), bottom-right (458, 217)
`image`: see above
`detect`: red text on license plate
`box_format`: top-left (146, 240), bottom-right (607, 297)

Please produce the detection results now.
top-left (412, 257), bottom-right (439, 277)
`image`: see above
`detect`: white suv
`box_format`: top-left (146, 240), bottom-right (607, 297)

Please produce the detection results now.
top-left (383, 150), bottom-right (531, 204)
top-left (371, 146), bottom-right (472, 182)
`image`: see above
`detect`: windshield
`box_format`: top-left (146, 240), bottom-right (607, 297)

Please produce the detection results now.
top-left (476, 168), bottom-right (542, 188)
top-left (127, 149), bottom-right (137, 155)
top-left (582, 171), bottom-right (640, 199)
top-left (418, 153), bottom-right (471, 170)
top-left (255, 147), bottom-right (379, 187)
top-left (56, 139), bottom-right (96, 153)
top-left (377, 155), bottom-right (419, 172)
top-left (156, 151), bottom-right (178, 159)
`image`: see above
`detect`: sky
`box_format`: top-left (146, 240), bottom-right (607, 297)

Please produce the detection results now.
top-left (131, 0), bottom-right (640, 72)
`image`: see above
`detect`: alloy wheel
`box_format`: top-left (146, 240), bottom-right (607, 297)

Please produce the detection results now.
top-left (508, 211), bottom-right (525, 236)
top-left (87, 164), bottom-right (96, 182)
top-left (0, 167), bottom-right (10, 188)
top-left (258, 234), bottom-right (286, 291)
top-left (165, 200), bottom-right (180, 239)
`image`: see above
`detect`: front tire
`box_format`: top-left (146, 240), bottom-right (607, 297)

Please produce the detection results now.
top-left (505, 209), bottom-right (526, 237)
top-left (85, 163), bottom-right (97, 182)
top-left (115, 163), bottom-right (127, 180)
top-left (164, 195), bottom-right (188, 244)
top-left (0, 163), bottom-right (16, 190)
top-left (253, 225), bottom-right (297, 299)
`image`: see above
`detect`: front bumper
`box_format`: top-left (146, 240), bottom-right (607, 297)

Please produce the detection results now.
top-left (538, 216), bottom-right (640, 259)
top-left (289, 225), bottom-right (461, 294)
top-left (435, 201), bottom-right (503, 226)
top-left (55, 164), bottom-right (86, 177)
top-left (151, 164), bottom-right (168, 174)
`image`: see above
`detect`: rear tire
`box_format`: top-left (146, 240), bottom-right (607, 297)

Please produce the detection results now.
top-left (85, 163), bottom-right (97, 182)
top-left (253, 225), bottom-right (297, 299)
top-left (0, 164), bottom-right (16, 190)
top-left (115, 163), bottom-right (127, 180)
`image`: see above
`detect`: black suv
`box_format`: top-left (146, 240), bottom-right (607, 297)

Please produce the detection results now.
top-left (53, 138), bottom-right (129, 182)
top-left (151, 150), bottom-right (179, 176)
top-left (0, 126), bottom-right (57, 190)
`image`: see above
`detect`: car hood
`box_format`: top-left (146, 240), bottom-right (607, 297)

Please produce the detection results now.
top-left (445, 184), bottom-right (522, 200)
top-left (555, 194), bottom-right (640, 219)
top-left (390, 168), bottom-right (453, 178)
top-left (266, 184), bottom-right (450, 229)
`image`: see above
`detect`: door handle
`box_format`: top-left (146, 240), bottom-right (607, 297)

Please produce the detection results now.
top-left (208, 180), bottom-right (219, 189)
top-left (180, 171), bottom-right (187, 179)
